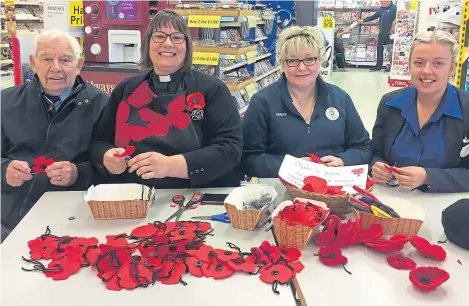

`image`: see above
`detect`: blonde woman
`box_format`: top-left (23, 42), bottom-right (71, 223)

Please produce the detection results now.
top-left (371, 30), bottom-right (469, 192)
top-left (242, 26), bottom-right (371, 178)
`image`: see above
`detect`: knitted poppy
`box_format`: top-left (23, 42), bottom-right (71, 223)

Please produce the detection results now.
top-left (154, 240), bottom-right (190, 259)
top-left (130, 224), bottom-right (160, 239)
top-left (302, 176), bottom-right (328, 194)
top-left (355, 224), bottom-right (383, 244)
top-left (81, 246), bottom-right (101, 267)
top-left (258, 241), bottom-right (282, 263)
top-left (28, 236), bottom-right (59, 260)
top-left (32, 156), bottom-right (55, 173)
top-left (105, 234), bottom-right (129, 248)
top-left (168, 228), bottom-right (196, 242)
top-left (155, 260), bottom-right (186, 285)
top-left (259, 263), bottom-right (294, 284)
top-left (411, 236), bottom-right (447, 261)
top-left (366, 177), bottom-right (375, 190)
top-left (386, 254), bottom-right (416, 270)
top-left (316, 244), bottom-right (347, 266)
top-left (186, 92), bottom-right (205, 111)
top-left (409, 266), bottom-right (450, 291)
top-left (365, 239), bottom-right (404, 253)
top-left (70, 237), bottom-right (99, 248)
top-left (315, 215), bottom-right (341, 247)
top-left (306, 153), bottom-right (324, 164)
top-left (201, 260), bottom-right (235, 279)
top-left (113, 145), bottom-right (136, 157)
top-left (185, 257), bottom-right (205, 278)
top-left (214, 249), bottom-right (241, 262)
top-left (44, 257), bottom-right (82, 281)
top-left (278, 246), bottom-right (301, 262)
top-left (289, 261), bottom-right (305, 275)
top-left (227, 256), bottom-right (258, 273)
top-left (390, 234), bottom-right (412, 245)
top-left (188, 245), bottom-right (217, 263)
top-left (96, 247), bottom-right (131, 275)
top-left (105, 274), bottom-right (122, 291)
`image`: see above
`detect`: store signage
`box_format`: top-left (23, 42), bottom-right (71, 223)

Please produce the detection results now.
top-left (81, 71), bottom-right (136, 95)
top-left (245, 83), bottom-right (257, 97)
top-left (69, 1), bottom-right (84, 27)
top-left (322, 16), bottom-right (334, 29)
top-left (188, 15), bottom-right (221, 28)
top-left (247, 16), bottom-right (257, 28)
top-left (246, 50), bottom-right (257, 64)
top-left (44, 2), bottom-right (68, 32)
top-left (193, 52), bottom-right (220, 65)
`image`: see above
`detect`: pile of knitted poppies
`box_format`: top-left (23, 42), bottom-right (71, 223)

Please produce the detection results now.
top-left (314, 215), bottom-right (450, 291)
top-left (22, 222), bottom-right (304, 294)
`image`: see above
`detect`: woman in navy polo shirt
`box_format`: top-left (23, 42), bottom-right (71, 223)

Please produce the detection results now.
top-left (371, 30), bottom-right (469, 192)
top-left (242, 26), bottom-right (371, 178)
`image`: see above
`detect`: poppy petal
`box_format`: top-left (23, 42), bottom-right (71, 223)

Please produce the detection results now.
top-left (365, 239), bottom-right (404, 253)
top-left (355, 224), bottom-right (384, 244)
top-left (386, 254), bottom-right (416, 270)
top-left (409, 266), bottom-right (450, 291)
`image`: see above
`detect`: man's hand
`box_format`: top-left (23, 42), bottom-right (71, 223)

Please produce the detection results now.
top-left (358, 19), bottom-right (364, 24)
top-left (127, 152), bottom-right (173, 179)
top-left (45, 161), bottom-right (78, 186)
top-left (393, 166), bottom-right (428, 190)
top-left (320, 156), bottom-right (344, 167)
top-left (5, 160), bottom-right (32, 187)
top-left (103, 148), bottom-right (128, 175)
top-left (371, 162), bottom-right (393, 183)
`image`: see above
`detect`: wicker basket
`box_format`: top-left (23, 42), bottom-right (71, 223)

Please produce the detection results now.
top-left (85, 184), bottom-right (152, 220)
top-left (279, 177), bottom-right (373, 215)
top-left (225, 203), bottom-right (268, 231)
top-left (352, 196), bottom-right (424, 236)
top-left (272, 199), bottom-right (330, 250)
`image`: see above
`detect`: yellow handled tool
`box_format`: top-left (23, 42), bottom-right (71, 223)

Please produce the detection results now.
top-left (371, 205), bottom-right (392, 218)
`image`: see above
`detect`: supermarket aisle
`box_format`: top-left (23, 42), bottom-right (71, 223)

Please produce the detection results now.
top-left (329, 68), bottom-right (394, 133)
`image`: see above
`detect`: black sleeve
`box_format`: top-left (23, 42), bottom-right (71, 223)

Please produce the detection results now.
top-left (182, 80), bottom-right (242, 187)
top-left (241, 94), bottom-right (284, 178)
top-left (90, 83), bottom-right (124, 177)
top-left (363, 9), bottom-right (380, 22)
top-left (1, 123), bottom-right (12, 189)
top-left (371, 96), bottom-right (389, 166)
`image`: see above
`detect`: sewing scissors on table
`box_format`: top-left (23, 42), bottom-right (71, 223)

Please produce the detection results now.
top-left (191, 212), bottom-right (230, 223)
top-left (165, 192), bottom-right (203, 222)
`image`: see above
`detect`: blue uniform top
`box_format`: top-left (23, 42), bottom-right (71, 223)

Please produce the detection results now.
top-left (387, 85), bottom-right (463, 168)
top-left (364, 3), bottom-right (397, 36)
top-left (242, 74), bottom-right (371, 178)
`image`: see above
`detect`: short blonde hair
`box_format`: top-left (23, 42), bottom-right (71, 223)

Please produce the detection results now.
top-left (32, 29), bottom-right (82, 61)
top-left (276, 26), bottom-right (325, 66)
top-left (411, 30), bottom-right (459, 63)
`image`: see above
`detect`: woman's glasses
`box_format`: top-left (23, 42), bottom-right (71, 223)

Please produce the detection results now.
top-left (285, 57), bottom-right (318, 67)
top-left (150, 31), bottom-right (186, 44)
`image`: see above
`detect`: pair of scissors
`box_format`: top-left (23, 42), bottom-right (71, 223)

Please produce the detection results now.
top-left (165, 192), bottom-right (203, 222)
top-left (191, 212), bottom-right (230, 223)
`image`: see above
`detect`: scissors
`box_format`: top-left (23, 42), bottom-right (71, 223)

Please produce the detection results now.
top-left (191, 212), bottom-right (230, 223)
top-left (165, 192), bottom-right (203, 222)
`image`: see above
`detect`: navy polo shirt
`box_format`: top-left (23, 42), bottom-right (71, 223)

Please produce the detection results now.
top-left (388, 85), bottom-right (462, 168)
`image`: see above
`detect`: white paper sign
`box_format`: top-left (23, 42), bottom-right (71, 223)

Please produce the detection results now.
top-left (278, 155), bottom-right (368, 193)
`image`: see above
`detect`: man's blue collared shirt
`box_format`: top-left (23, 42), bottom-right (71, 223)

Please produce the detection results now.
top-left (387, 85), bottom-right (462, 168)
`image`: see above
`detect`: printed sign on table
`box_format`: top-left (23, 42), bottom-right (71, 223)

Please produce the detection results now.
top-left (278, 155), bottom-right (368, 193)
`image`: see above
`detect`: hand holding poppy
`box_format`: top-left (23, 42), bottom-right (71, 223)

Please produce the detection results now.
top-left (45, 161), bottom-right (78, 186)
top-left (127, 152), bottom-right (188, 180)
top-left (103, 148), bottom-right (128, 174)
top-left (5, 160), bottom-right (32, 187)
top-left (393, 166), bottom-right (428, 190)
top-left (371, 162), bottom-right (393, 183)
top-left (320, 156), bottom-right (344, 167)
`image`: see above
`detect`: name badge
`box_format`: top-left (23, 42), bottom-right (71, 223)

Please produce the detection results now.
top-left (325, 107), bottom-right (339, 121)
top-left (461, 144), bottom-right (469, 158)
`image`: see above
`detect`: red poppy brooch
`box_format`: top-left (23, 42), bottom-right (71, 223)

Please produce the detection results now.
top-left (186, 92), bottom-right (205, 121)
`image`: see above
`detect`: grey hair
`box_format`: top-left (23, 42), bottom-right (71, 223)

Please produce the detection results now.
top-left (276, 26), bottom-right (326, 66)
top-left (411, 30), bottom-right (459, 63)
top-left (32, 29), bottom-right (82, 61)
top-left (140, 10), bottom-right (192, 71)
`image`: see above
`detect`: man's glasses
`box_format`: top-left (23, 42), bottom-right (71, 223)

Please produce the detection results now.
top-left (285, 57), bottom-right (318, 67)
top-left (150, 31), bottom-right (186, 44)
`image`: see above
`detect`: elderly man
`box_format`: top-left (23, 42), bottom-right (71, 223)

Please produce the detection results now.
top-left (1, 29), bottom-right (108, 242)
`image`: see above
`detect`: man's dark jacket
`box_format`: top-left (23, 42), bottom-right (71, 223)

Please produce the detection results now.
top-left (1, 76), bottom-right (108, 230)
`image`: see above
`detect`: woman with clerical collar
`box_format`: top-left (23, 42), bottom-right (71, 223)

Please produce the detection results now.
top-left (91, 10), bottom-right (242, 188)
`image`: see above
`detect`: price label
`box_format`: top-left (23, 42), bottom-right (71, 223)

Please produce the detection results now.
top-left (220, 54), bottom-right (236, 60)
top-left (246, 50), bottom-right (257, 64)
top-left (246, 83), bottom-right (257, 97)
top-left (193, 52), bottom-right (220, 65)
top-left (322, 16), bottom-right (334, 29)
top-left (409, 0), bottom-right (418, 10)
top-left (188, 15), bottom-right (221, 28)
top-left (247, 16), bottom-right (257, 28)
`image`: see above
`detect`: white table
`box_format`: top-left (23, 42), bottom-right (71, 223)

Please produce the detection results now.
top-left (295, 185), bottom-right (469, 306)
top-left (0, 186), bottom-right (296, 306)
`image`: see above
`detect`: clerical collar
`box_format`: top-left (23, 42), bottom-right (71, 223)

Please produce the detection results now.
top-left (153, 70), bottom-right (184, 84)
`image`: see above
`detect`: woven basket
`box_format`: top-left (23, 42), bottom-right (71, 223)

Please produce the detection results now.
top-left (280, 177), bottom-right (373, 215)
top-left (352, 210), bottom-right (423, 236)
top-left (88, 200), bottom-right (150, 220)
top-left (225, 203), bottom-right (268, 231)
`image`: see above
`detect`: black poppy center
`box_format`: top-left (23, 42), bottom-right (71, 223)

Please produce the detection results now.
top-left (280, 249), bottom-right (288, 254)
top-left (420, 277), bottom-right (431, 285)
top-left (142, 260), bottom-right (149, 265)
top-left (169, 245), bottom-right (177, 252)
top-left (271, 270), bottom-right (280, 276)
top-left (208, 251), bottom-right (216, 258)
top-left (179, 230), bottom-right (186, 235)
top-left (193, 98), bottom-right (199, 104)
top-left (328, 253), bottom-right (337, 259)
top-left (334, 228), bottom-right (338, 235)
top-left (397, 257), bottom-right (406, 262)
top-left (195, 260), bottom-right (203, 267)
top-left (215, 263), bottom-right (223, 270)
top-left (224, 251), bottom-right (232, 255)
top-left (40, 245), bottom-right (48, 250)
top-left (233, 258), bottom-right (244, 264)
